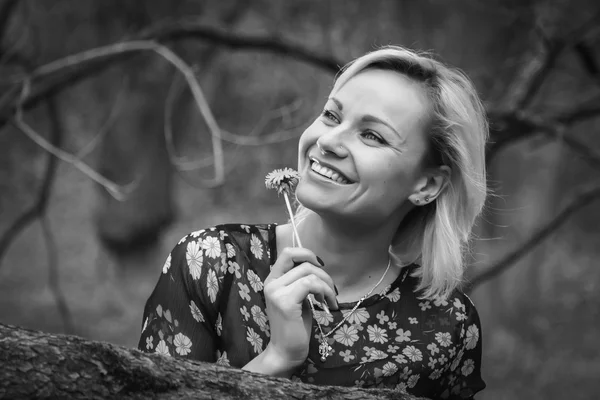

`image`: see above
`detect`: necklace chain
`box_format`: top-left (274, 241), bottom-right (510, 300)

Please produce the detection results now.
top-left (311, 259), bottom-right (392, 361)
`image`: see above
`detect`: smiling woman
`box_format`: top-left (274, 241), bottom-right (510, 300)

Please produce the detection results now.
top-left (138, 46), bottom-right (488, 399)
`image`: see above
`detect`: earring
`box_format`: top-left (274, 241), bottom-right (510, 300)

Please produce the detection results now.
top-left (424, 196), bottom-right (430, 202)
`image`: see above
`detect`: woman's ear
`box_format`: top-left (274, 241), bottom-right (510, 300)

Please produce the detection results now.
top-left (409, 165), bottom-right (451, 205)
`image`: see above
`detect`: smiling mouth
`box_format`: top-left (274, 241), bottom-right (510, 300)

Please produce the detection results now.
top-left (309, 160), bottom-right (352, 184)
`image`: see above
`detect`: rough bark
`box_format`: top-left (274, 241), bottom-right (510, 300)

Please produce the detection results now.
top-left (0, 323), bottom-right (425, 400)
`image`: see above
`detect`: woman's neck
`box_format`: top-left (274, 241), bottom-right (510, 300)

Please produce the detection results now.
top-left (282, 211), bottom-right (403, 299)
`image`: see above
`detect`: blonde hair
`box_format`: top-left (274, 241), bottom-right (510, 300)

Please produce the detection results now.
top-left (294, 45), bottom-right (488, 300)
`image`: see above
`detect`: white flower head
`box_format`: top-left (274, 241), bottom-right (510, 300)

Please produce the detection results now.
top-left (226, 243), bottom-right (236, 258)
top-left (435, 331), bottom-right (452, 347)
top-left (465, 324), bottom-right (480, 350)
top-left (342, 307), bottom-right (369, 325)
top-left (407, 374), bottom-right (420, 388)
top-left (264, 168), bottom-right (300, 195)
top-left (155, 339), bottom-right (170, 356)
top-left (247, 269), bottom-right (264, 292)
top-left (251, 305), bottom-right (269, 330)
top-left (216, 350), bottom-right (230, 366)
top-left (246, 327), bottom-right (263, 354)
top-left (402, 345), bottom-right (423, 362)
top-left (382, 361), bottom-right (398, 377)
top-left (367, 324), bottom-right (388, 344)
top-left (202, 236), bottom-right (221, 259)
top-left (206, 269), bottom-right (219, 303)
top-left (461, 359), bottom-right (475, 376)
top-left (162, 254), bottom-right (171, 274)
top-left (313, 310), bottom-right (333, 326)
top-left (334, 324), bottom-right (359, 346)
top-left (249, 234), bottom-right (264, 260)
top-left (174, 333), bottom-right (192, 356)
top-left (186, 241), bottom-right (203, 280)
top-left (190, 300), bottom-right (204, 322)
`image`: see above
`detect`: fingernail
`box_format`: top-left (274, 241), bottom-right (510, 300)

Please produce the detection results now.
top-left (322, 302), bottom-right (331, 315)
top-left (316, 256), bottom-right (325, 266)
top-left (334, 285), bottom-right (339, 296)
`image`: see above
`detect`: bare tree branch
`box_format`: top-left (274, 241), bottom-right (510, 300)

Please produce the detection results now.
top-left (0, 97), bottom-right (60, 269)
top-left (9, 40), bottom-right (227, 186)
top-left (573, 41), bottom-right (600, 85)
top-left (557, 96), bottom-right (600, 124)
top-left (467, 182), bottom-right (600, 291)
top-left (76, 77), bottom-right (128, 159)
top-left (0, 322), bottom-right (424, 399)
top-left (0, 20), bottom-right (341, 127)
top-left (39, 97), bottom-right (75, 335)
top-left (502, 11), bottom-right (600, 112)
top-left (0, 0), bottom-right (19, 48)
top-left (12, 98), bottom-right (137, 201)
top-left (486, 109), bottom-right (600, 171)
top-left (514, 36), bottom-right (560, 110)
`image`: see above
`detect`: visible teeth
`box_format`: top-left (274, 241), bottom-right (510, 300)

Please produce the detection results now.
top-left (310, 162), bottom-right (349, 184)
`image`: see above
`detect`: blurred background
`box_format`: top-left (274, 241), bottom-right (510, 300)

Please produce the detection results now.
top-left (1, 0), bottom-right (599, 398)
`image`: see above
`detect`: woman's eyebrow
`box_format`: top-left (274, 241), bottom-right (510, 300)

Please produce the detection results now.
top-left (329, 97), bottom-right (343, 111)
top-left (361, 115), bottom-right (402, 138)
top-left (329, 96), bottom-right (404, 140)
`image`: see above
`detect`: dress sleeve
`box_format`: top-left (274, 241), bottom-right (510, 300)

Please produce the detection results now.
top-left (137, 230), bottom-right (221, 361)
top-left (444, 295), bottom-right (486, 399)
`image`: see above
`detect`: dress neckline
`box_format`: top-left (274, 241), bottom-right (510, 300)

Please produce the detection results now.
top-left (267, 223), bottom-right (416, 310)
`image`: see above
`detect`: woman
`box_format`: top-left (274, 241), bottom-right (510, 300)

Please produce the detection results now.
top-left (138, 45), bottom-right (488, 399)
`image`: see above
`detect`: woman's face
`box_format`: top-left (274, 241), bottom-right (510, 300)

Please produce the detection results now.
top-left (296, 68), bottom-right (432, 225)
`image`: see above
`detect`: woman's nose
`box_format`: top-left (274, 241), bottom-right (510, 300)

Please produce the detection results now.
top-left (316, 127), bottom-right (349, 158)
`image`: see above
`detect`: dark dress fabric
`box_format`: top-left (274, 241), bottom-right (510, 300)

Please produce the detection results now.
top-left (138, 224), bottom-right (485, 399)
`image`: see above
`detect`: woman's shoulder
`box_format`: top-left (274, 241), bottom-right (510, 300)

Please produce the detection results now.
top-left (175, 223), bottom-right (276, 246)
top-left (170, 223), bottom-right (276, 275)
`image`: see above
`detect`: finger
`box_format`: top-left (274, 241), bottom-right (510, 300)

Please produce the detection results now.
top-left (286, 275), bottom-right (338, 310)
top-left (277, 263), bottom-right (335, 293)
top-left (269, 247), bottom-right (323, 279)
top-left (311, 293), bottom-right (333, 315)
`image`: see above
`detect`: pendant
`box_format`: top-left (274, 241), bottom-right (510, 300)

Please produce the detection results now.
top-left (318, 338), bottom-right (333, 362)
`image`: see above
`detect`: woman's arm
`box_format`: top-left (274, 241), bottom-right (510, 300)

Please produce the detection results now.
top-left (445, 294), bottom-right (486, 399)
top-left (241, 345), bottom-right (296, 377)
top-left (137, 233), bottom-right (218, 361)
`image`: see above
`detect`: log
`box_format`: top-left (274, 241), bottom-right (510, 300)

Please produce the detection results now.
top-left (0, 323), bottom-right (426, 400)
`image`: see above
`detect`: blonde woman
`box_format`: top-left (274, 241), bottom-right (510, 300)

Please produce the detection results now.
top-left (139, 46), bottom-right (488, 399)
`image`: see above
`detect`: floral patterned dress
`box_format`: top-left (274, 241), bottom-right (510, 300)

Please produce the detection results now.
top-left (138, 224), bottom-right (485, 399)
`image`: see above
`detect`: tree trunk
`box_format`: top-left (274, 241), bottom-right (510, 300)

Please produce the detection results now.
top-left (0, 323), bottom-right (425, 400)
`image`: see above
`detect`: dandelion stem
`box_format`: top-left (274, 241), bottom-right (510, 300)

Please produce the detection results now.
top-left (283, 192), bottom-right (330, 315)
top-left (283, 192), bottom-right (302, 247)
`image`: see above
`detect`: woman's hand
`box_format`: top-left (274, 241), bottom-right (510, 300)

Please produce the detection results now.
top-left (262, 247), bottom-right (338, 372)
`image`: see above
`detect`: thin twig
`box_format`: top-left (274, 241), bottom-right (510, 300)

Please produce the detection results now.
top-left (467, 182), bottom-right (600, 291)
top-left (573, 41), bottom-right (600, 86)
top-left (164, 67), bottom-right (303, 173)
top-left (0, 0), bottom-right (19, 48)
top-left (76, 76), bottom-right (129, 159)
top-left (515, 39), bottom-right (561, 110)
top-left (0, 97), bottom-right (59, 269)
top-left (486, 111), bottom-right (600, 171)
top-left (14, 40), bottom-right (227, 181)
top-left (504, 11), bottom-right (600, 111)
top-left (7, 38), bottom-right (231, 195)
top-left (40, 214), bottom-right (75, 335)
top-left (12, 109), bottom-right (136, 201)
top-left (0, 21), bottom-right (341, 126)
top-left (557, 96), bottom-right (600, 124)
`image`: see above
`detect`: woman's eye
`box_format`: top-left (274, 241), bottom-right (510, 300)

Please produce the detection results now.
top-left (321, 109), bottom-right (340, 123)
top-left (362, 131), bottom-right (386, 144)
